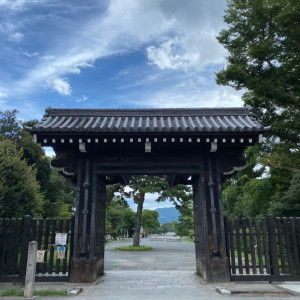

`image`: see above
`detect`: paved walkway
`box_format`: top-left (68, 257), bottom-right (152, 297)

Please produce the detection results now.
top-left (105, 238), bottom-right (195, 271)
top-left (1, 239), bottom-right (300, 299)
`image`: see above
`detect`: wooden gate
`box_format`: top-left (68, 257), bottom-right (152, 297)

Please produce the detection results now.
top-left (0, 216), bottom-right (73, 283)
top-left (226, 215), bottom-right (300, 281)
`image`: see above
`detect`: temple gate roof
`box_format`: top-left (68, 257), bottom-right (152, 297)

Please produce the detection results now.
top-left (29, 107), bottom-right (269, 134)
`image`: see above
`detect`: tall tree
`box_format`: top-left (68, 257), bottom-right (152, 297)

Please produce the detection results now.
top-left (0, 110), bottom-right (22, 141)
top-left (0, 110), bottom-right (76, 218)
top-left (270, 173), bottom-right (300, 217)
top-left (217, 0), bottom-right (300, 144)
top-left (125, 176), bottom-right (167, 246)
top-left (0, 137), bottom-right (44, 218)
top-left (216, 0), bottom-right (300, 216)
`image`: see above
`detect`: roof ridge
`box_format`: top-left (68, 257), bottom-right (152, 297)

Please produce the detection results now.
top-left (44, 107), bottom-right (251, 117)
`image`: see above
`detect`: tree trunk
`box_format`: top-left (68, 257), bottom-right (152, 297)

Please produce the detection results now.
top-left (133, 193), bottom-right (145, 246)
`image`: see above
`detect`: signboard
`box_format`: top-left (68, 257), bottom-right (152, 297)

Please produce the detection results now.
top-left (57, 246), bottom-right (66, 259)
top-left (55, 233), bottom-right (67, 245)
top-left (36, 250), bottom-right (45, 263)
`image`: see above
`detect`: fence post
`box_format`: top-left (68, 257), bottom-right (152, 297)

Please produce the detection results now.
top-left (267, 214), bottom-right (280, 276)
top-left (24, 241), bottom-right (37, 298)
top-left (19, 216), bottom-right (32, 283)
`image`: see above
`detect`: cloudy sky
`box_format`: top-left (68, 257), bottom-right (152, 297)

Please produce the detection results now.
top-left (0, 0), bottom-right (243, 120)
top-left (0, 0), bottom-right (244, 210)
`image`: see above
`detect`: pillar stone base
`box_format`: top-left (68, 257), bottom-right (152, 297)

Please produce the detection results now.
top-left (196, 257), bottom-right (230, 283)
top-left (70, 257), bottom-right (103, 283)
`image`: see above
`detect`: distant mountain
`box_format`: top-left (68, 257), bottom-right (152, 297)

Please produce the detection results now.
top-left (155, 207), bottom-right (180, 224)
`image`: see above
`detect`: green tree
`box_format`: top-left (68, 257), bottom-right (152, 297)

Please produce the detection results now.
top-left (175, 215), bottom-right (193, 237)
top-left (0, 111), bottom-right (76, 218)
top-left (270, 174), bottom-right (300, 217)
top-left (122, 208), bottom-right (136, 237)
top-left (157, 184), bottom-right (192, 212)
top-left (42, 169), bottom-right (76, 218)
top-left (106, 198), bottom-right (124, 238)
top-left (159, 221), bottom-right (177, 234)
top-left (174, 200), bottom-right (194, 237)
top-left (0, 137), bottom-right (44, 218)
top-left (217, 0), bottom-right (300, 217)
top-left (125, 176), bottom-right (167, 246)
top-left (0, 110), bottom-right (22, 141)
top-left (141, 209), bottom-right (160, 235)
top-left (217, 0), bottom-right (300, 144)
top-left (105, 193), bottom-right (134, 238)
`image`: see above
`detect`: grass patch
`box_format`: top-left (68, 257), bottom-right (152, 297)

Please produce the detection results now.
top-left (1, 289), bottom-right (24, 297)
top-left (182, 237), bottom-right (194, 243)
top-left (114, 245), bottom-right (153, 251)
top-left (0, 288), bottom-right (68, 297)
top-left (35, 290), bottom-right (68, 296)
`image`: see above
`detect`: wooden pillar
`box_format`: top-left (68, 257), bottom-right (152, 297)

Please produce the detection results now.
top-left (92, 176), bottom-right (106, 276)
top-left (193, 153), bottom-right (230, 282)
top-left (70, 157), bottom-right (106, 283)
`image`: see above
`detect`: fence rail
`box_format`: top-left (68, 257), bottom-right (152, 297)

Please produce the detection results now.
top-left (226, 215), bottom-right (300, 281)
top-left (0, 216), bottom-right (73, 283)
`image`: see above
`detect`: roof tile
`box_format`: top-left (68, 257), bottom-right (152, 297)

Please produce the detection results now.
top-left (30, 108), bottom-right (269, 134)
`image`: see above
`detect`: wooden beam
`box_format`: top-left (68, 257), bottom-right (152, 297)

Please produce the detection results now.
top-left (96, 168), bottom-right (201, 175)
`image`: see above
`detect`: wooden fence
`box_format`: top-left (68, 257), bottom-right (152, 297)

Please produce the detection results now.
top-left (0, 215), bottom-right (73, 283)
top-left (226, 215), bottom-right (300, 281)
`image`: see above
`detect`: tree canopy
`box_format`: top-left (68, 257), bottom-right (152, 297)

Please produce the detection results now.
top-left (217, 0), bottom-right (300, 143)
top-left (0, 110), bottom-right (76, 218)
top-left (141, 209), bottom-right (160, 235)
top-left (0, 137), bottom-right (44, 218)
top-left (217, 0), bottom-right (300, 217)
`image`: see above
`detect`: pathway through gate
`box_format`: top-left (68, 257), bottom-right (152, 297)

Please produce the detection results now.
top-left (102, 239), bottom-right (205, 294)
top-left (105, 239), bottom-right (195, 272)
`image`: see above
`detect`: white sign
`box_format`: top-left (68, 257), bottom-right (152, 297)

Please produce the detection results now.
top-left (55, 233), bottom-right (67, 245)
top-left (36, 250), bottom-right (45, 263)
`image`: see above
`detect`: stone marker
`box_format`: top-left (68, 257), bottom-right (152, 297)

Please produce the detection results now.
top-left (24, 241), bottom-right (38, 298)
top-left (216, 287), bottom-right (231, 295)
top-left (67, 287), bottom-right (83, 296)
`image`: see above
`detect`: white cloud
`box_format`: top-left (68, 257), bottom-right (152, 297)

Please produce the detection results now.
top-left (126, 193), bottom-right (175, 211)
top-left (0, 0), bottom-right (234, 112)
top-left (147, 32), bottom-right (224, 72)
top-left (75, 95), bottom-right (87, 103)
top-left (49, 77), bottom-right (71, 96)
top-left (0, 89), bottom-right (7, 98)
top-left (147, 37), bottom-right (200, 71)
top-left (129, 86), bottom-right (244, 109)
top-left (0, 0), bottom-right (228, 97)
top-left (0, 0), bottom-right (45, 10)
top-left (22, 51), bottom-right (38, 58)
top-left (9, 31), bottom-right (24, 42)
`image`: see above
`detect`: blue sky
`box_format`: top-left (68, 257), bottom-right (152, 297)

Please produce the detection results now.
top-left (0, 0), bottom-right (244, 210)
top-left (0, 0), bottom-right (244, 120)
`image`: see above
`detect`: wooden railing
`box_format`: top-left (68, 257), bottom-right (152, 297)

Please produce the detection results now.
top-left (0, 216), bottom-right (74, 283)
top-left (226, 215), bottom-right (300, 281)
